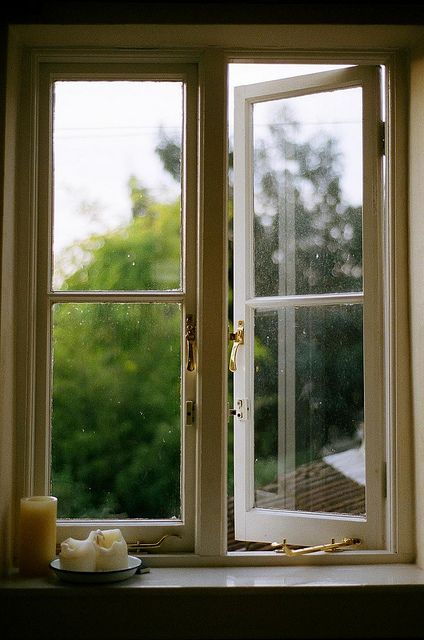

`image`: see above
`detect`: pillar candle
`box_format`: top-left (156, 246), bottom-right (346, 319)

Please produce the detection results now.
top-left (94, 529), bottom-right (128, 571)
top-left (19, 496), bottom-right (57, 577)
top-left (59, 533), bottom-right (97, 572)
top-left (59, 528), bottom-right (129, 572)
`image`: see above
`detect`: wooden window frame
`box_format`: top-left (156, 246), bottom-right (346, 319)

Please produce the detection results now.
top-left (1, 25), bottom-right (414, 568)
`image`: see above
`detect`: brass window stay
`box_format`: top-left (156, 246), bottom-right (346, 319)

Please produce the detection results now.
top-left (127, 534), bottom-right (181, 553)
top-left (271, 537), bottom-right (362, 556)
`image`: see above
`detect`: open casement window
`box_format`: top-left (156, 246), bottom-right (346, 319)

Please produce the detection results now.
top-left (24, 62), bottom-right (198, 551)
top-left (232, 66), bottom-right (386, 550)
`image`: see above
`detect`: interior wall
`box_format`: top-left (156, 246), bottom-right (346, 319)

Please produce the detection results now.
top-left (410, 47), bottom-right (424, 570)
top-left (0, 27), bottom-right (18, 575)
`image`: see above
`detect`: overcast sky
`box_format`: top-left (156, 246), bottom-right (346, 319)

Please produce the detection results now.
top-left (53, 63), bottom-right (359, 265)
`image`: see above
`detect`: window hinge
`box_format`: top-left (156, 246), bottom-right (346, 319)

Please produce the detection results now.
top-left (229, 398), bottom-right (249, 421)
top-left (379, 120), bottom-right (386, 156)
top-left (383, 460), bottom-right (387, 498)
top-left (271, 537), bottom-right (362, 556)
top-left (185, 400), bottom-right (195, 427)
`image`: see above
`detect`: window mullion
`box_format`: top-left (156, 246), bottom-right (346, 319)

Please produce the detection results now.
top-left (195, 49), bottom-right (228, 557)
top-left (246, 292), bottom-right (364, 309)
top-left (47, 291), bottom-right (185, 303)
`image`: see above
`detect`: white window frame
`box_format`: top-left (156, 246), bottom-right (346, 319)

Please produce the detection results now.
top-left (1, 24), bottom-right (415, 568)
top-left (16, 56), bottom-right (200, 552)
top-left (232, 66), bottom-right (385, 549)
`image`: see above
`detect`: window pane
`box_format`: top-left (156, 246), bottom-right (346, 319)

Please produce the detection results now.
top-left (52, 81), bottom-right (183, 291)
top-left (253, 303), bottom-right (365, 516)
top-left (253, 87), bottom-right (363, 297)
top-left (51, 303), bottom-right (182, 519)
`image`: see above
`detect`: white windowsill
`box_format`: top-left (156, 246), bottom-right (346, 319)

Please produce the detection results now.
top-left (2, 563), bottom-right (424, 588)
top-left (2, 565), bottom-right (424, 639)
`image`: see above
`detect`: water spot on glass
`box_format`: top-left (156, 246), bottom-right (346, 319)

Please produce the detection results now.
top-left (261, 214), bottom-right (273, 227)
top-left (343, 223), bottom-right (354, 240)
top-left (272, 249), bottom-right (284, 264)
top-left (351, 265), bottom-right (362, 278)
top-left (341, 263), bottom-right (351, 276)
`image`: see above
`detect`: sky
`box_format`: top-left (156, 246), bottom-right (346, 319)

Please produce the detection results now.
top-left (52, 63), bottom-right (360, 278)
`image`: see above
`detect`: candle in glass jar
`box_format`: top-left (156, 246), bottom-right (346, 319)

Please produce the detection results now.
top-left (19, 496), bottom-right (57, 577)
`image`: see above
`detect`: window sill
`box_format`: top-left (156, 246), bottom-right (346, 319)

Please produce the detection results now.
top-left (2, 564), bottom-right (424, 639)
top-left (3, 562), bottom-right (424, 588)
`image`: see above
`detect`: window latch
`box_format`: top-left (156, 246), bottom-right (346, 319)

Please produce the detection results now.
top-left (271, 537), bottom-right (362, 556)
top-left (229, 320), bottom-right (244, 372)
top-left (229, 398), bottom-right (249, 420)
top-left (186, 314), bottom-right (196, 371)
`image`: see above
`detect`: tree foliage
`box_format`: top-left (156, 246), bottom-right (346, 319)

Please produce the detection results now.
top-left (52, 106), bottom-right (365, 517)
top-left (52, 181), bottom-right (182, 518)
top-left (252, 109), bottom-right (364, 476)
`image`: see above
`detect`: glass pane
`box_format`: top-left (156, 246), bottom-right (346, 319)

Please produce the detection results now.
top-left (51, 303), bottom-right (181, 519)
top-left (253, 87), bottom-right (363, 297)
top-left (52, 81), bottom-right (183, 291)
top-left (253, 304), bottom-right (365, 516)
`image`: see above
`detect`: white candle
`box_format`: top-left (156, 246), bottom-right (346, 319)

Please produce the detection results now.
top-left (59, 528), bottom-right (129, 572)
top-left (59, 533), bottom-right (97, 572)
top-left (19, 496), bottom-right (57, 577)
top-left (94, 528), bottom-right (128, 571)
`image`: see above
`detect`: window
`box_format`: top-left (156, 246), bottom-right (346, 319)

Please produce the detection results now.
top-left (3, 27), bottom-right (414, 566)
top-left (231, 65), bottom-right (386, 549)
top-left (17, 61), bottom-right (198, 551)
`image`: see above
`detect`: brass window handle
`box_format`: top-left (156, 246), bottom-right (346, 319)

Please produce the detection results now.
top-left (229, 320), bottom-right (244, 372)
top-left (272, 537), bottom-right (361, 556)
top-left (186, 315), bottom-right (196, 371)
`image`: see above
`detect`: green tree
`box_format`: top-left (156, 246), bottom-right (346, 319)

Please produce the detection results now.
top-left (52, 179), bottom-right (182, 519)
top-left (155, 126), bottom-right (181, 182)
top-left (252, 110), bottom-right (364, 475)
top-left (52, 110), bottom-right (364, 518)
top-left (152, 114), bottom-right (364, 492)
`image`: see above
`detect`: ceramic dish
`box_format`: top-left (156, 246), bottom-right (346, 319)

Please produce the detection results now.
top-left (49, 555), bottom-right (144, 584)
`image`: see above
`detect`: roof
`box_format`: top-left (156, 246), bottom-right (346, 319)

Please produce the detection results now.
top-left (227, 455), bottom-right (365, 552)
